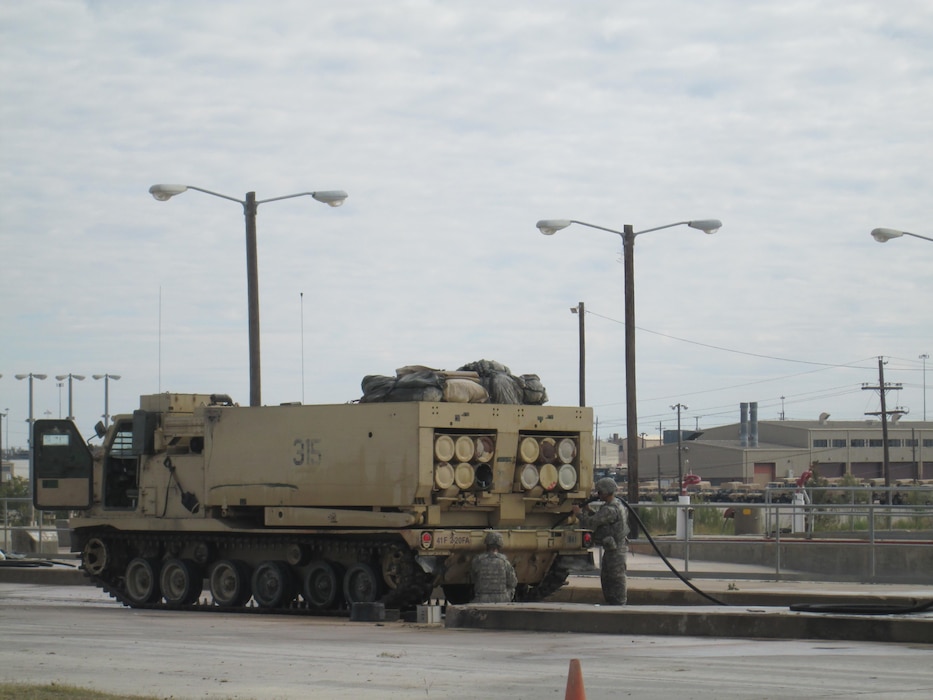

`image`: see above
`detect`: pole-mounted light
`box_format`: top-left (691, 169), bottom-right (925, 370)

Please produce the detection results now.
top-left (149, 183), bottom-right (348, 406)
top-left (92, 374), bottom-right (121, 427)
top-left (871, 227), bottom-right (933, 243)
top-left (54, 374), bottom-right (85, 421)
top-left (536, 217), bottom-right (721, 508)
top-left (15, 373), bottom-right (47, 501)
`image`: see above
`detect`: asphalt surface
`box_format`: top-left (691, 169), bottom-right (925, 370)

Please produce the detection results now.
top-left (2, 582), bottom-right (932, 700)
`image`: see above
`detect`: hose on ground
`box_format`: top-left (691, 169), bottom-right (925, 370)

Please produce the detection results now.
top-left (621, 499), bottom-right (728, 606)
top-left (621, 501), bottom-right (932, 615)
top-left (789, 600), bottom-right (933, 615)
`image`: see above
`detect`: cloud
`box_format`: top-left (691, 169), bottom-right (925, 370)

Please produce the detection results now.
top-left (1, 0), bottom-right (931, 447)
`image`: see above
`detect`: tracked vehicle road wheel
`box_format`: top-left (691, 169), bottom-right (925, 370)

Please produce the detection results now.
top-left (83, 537), bottom-right (109, 576)
top-left (124, 558), bottom-right (161, 605)
top-left (285, 544), bottom-right (310, 567)
top-left (252, 561), bottom-right (296, 608)
top-left (303, 560), bottom-right (344, 610)
top-left (209, 559), bottom-right (252, 607)
top-left (343, 562), bottom-right (382, 604)
top-left (380, 546), bottom-right (406, 590)
top-left (160, 558), bottom-right (203, 606)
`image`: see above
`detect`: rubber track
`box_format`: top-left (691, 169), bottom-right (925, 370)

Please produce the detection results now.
top-left (517, 563), bottom-right (570, 602)
top-left (82, 529), bottom-right (433, 617)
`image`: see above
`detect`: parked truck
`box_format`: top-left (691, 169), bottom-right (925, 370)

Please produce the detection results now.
top-left (32, 392), bottom-right (594, 613)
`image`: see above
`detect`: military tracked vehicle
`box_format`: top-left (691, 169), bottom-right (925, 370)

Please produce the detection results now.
top-left (33, 393), bottom-right (594, 613)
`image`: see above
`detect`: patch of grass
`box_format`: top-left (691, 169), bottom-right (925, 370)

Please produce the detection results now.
top-left (0, 684), bottom-right (172, 700)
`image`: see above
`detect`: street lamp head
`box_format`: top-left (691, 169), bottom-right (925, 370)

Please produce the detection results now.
top-left (536, 219), bottom-right (573, 236)
top-left (149, 184), bottom-right (189, 201)
top-left (871, 227), bottom-right (903, 243)
top-left (310, 190), bottom-right (349, 207)
top-left (93, 374), bottom-right (121, 381)
top-left (688, 219), bottom-right (722, 235)
top-left (55, 374), bottom-right (86, 381)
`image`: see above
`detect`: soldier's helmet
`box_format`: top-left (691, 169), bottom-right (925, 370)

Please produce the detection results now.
top-left (595, 477), bottom-right (619, 495)
top-left (484, 531), bottom-right (504, 548)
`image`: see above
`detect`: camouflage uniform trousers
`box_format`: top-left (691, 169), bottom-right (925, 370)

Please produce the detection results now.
top-left (599, 546), bottom-right (627, 605)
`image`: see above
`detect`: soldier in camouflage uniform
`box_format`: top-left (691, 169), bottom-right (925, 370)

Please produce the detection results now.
top-left (572, 477), bottom-right (628, 605)
top-left (470, 531), bottom-right (517, 603)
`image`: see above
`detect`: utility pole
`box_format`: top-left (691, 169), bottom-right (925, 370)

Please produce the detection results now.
top-left (571, 302), bottom-right (585, 407)
top-left (862, 357), bottom-right (903, 503)
top-left (671, 403), bottom-right (687, 494)
top-left (593, 416), bottom-right (599, 470)
top-left (921, 353), bottom-right (929, 421)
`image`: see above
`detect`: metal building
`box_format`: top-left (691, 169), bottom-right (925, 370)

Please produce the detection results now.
top-left (641, 403), bottom-right (933, 487)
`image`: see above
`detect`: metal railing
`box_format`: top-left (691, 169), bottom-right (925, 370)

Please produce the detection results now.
top-left (632, 487), bottom-right (933, 582)
top-left (0, 496), bottom-right (68, 556)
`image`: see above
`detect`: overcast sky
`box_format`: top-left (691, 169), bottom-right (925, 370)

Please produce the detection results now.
top-left (1, 0), bottom-right (931, 450)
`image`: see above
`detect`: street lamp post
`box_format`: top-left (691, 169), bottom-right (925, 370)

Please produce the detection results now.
top-left (14, 373), bottom-right (47, 499)
top-left (93, 374), bottom-right (121, 427)
top-left (571, 302), bottom-right (585, 407)
top-left (54, 374), bottom-right (85, 421)
top-left (537, 218), bottom-right (721, 507)
top-left (871, 228), bottom-right (933, 244)
top-left (149, 184), bottom-right (348, 407)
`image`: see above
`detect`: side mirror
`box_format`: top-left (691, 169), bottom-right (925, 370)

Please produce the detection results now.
top-left (94, 421), bottom-right (107, 439)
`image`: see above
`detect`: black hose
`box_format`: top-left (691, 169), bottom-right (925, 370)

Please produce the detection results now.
top-left (790, 600), bottom-right (933, 615)
top-left (621, 499), bottom-right (729, 606)
top-left (621, 500), bottom-right (933, 616)
top-left (0, 558), bottom-right (77, 568)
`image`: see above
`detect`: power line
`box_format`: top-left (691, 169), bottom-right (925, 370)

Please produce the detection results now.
top-left (585, 308), bottom-right (876, 369)
top-left (580, 307), bottom-right (921, 429)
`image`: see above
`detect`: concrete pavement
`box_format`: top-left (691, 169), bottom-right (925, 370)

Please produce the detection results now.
top-left (3, 551), bottom-right (931, 643)
top-left (448, 551), bottom-right (933, 643)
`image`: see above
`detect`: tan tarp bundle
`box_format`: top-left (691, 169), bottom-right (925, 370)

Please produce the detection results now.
top-left (359, 360), bottom-right (548, 405)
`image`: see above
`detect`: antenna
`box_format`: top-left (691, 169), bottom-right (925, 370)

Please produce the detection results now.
top-left (158, 285), bottom-right (162, 394)
top-left (300, 292), bottom-right (305, 404)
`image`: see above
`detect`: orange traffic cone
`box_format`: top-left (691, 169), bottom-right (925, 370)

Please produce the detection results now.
top-left (565, 658), bottom-right (586, 700)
